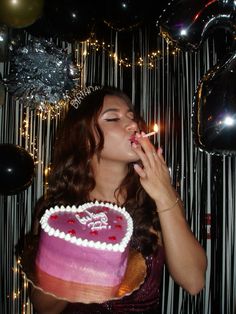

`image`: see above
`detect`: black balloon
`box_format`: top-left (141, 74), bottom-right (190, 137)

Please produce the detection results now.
top-left (0, 144), bottom-right (35, 195)
top-left (192, 51), bottom-right (236, 155)
top-left (158, 0), bottom-right (236, 50)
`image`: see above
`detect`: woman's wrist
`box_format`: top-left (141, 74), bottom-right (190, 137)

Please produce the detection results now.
top-left (157, 197), bottom-right (179, 213)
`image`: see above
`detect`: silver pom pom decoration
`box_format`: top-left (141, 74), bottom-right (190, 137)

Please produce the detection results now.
top-left (6, 37), bottom-right (79, 111)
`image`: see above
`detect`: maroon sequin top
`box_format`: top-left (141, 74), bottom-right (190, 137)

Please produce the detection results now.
top-left (63, 246), bottom-right (165, 313)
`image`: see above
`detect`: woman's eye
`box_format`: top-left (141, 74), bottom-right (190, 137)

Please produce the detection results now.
top-left (105, 118), bottom-right (120, 122)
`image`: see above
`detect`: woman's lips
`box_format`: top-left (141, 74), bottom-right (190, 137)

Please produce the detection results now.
top-left (129, 134), bottom-right (139, 145)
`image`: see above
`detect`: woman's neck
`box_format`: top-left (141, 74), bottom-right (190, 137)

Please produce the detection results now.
top-left (90, 157), bottom-right (128, 204)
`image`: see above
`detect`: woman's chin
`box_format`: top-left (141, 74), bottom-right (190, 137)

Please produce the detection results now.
top-left (127, 152), bottom-right (140, 162)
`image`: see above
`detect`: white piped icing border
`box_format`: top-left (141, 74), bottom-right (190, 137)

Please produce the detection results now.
top-left (40, 201), bottom-right (133, 253)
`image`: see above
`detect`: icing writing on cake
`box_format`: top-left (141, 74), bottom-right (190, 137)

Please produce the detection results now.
top-left (75, 209), bottom-right (110, 231)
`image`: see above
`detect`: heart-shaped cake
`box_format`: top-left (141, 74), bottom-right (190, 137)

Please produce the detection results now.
top-left (36, 201), bottom-right (133, 287)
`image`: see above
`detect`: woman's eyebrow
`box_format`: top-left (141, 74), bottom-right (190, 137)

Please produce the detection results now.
top-left (101, 108), bottom-right (133, 115)
top-left (101, 108), bottom-right (119, 114)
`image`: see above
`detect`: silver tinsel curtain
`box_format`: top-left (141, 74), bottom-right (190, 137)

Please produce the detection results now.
top-left (0, 27), bottom-right (235, 314)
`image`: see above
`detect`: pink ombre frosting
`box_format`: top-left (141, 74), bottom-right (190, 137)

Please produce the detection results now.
top-left (36, 201), bottom-right (133, 287)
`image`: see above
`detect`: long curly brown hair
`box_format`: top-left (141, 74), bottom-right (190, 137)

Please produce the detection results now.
top-left (33, 86), bottom-right (160, 256)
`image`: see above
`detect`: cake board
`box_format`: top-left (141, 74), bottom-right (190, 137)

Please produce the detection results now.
top-left (20, 236), bottom-right (147, 304)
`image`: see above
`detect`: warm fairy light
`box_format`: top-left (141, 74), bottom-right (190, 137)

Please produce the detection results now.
top-left (23, 301), bottom-right (29, 309)
top-left (113, 53), bottom-right (118, 62)
top-left (44, 166), bottom-right (51, 176)
top-left (12, 267), bottom-right (18, 273)
top-left (143, 124), bottom-right (159, 138)
top-left (13, 290), bottom-right (20, 299)
top-left (74, 38), bottom-right (179, 69)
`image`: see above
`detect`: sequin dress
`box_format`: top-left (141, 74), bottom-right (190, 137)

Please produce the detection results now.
top-left (63, 246), bottom-right (165, 314)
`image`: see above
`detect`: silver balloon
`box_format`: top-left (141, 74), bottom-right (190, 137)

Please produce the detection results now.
top-left (218, 0), bottom-right (236, 7)
top-left (158, 0), bottom-right (236, 50)
top-left (193, 51), bottom-right (236, 155)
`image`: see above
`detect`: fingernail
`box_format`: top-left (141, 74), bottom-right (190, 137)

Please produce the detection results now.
top-left (158, 147), bottom-right (163, 154)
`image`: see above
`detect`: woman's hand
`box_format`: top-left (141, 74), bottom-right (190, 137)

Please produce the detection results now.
top-left (131, 132), bottom-right (177, 209)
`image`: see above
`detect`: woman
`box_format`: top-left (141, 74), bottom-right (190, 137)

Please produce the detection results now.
top-left (29, 86), bottom-right (207, 313)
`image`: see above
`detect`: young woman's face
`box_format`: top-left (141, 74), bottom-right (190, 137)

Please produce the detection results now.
top-left (96, 95), bottom-right (140, 163)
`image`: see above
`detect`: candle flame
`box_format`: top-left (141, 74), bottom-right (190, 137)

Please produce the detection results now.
top-left (153, 124), bottom-right (159, 132)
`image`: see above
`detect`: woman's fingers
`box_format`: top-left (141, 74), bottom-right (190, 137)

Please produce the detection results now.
top-left (131, 142), bottom-right (152, 169)
top-left (131, 133), bottom-right (170, 178)
top-left (133, 163), bottom-right (146, 178)
top-left (132, 134), bottom-right (159, 168)
top-left (131, 134), bottom-right (174, 202)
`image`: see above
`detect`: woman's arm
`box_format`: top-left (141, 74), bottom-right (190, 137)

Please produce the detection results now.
top-left (29, 285), bottom-right (68, 314)
top-left (132, 135), bottom-right (207, 295)
top-left (155, 195), bottom-right (207, 295)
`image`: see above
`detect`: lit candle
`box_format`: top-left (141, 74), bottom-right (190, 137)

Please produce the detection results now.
top-left (142, 124), bottom-right (159, 138)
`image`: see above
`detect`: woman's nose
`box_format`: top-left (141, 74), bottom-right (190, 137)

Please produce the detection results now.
top-left (126, 119), bottom-right (138, 132)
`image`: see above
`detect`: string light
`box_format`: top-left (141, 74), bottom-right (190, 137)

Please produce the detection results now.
top-left (44, 166), bottom-right (52, 190)
top-left (76, 37), bottom-right (178, 70)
